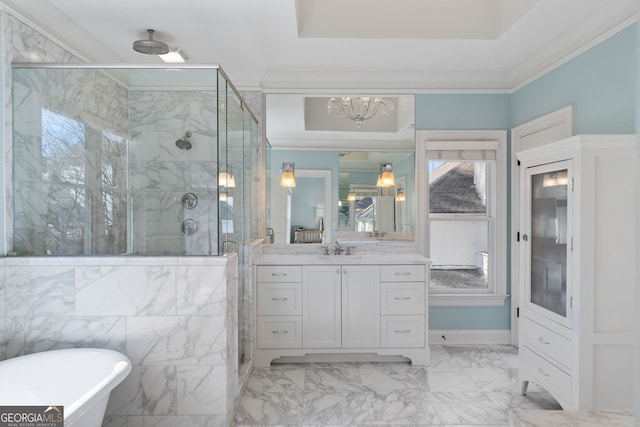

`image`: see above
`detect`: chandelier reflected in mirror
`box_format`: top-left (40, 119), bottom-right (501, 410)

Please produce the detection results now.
top-left (327, 96), bottom-right (394, 128)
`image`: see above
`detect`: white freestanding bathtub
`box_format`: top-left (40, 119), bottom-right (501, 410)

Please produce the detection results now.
top-left (0, 348), bottom-right (132, 427)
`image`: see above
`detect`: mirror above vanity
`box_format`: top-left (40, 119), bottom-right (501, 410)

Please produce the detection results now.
top-left (265, 94), bottom-right (416, 244)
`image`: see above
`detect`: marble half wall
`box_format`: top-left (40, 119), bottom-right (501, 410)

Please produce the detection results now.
top-left (0, 254), bottom-right (239, 427)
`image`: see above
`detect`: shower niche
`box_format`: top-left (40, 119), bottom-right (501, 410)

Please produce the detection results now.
top-left (11, 64), bottom-right (258, 256)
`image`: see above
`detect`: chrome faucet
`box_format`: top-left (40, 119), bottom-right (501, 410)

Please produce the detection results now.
top-left (334, 243), bottom-right (343, 255)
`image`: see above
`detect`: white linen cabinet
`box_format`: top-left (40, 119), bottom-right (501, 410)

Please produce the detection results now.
top-left (516, 135), bottom-right (636, 410)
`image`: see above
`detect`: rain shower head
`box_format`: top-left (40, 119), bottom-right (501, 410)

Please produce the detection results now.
top-left (176, 131), bottom-right (192, 150)
top-left (133, 29), bottom-right (169, 55)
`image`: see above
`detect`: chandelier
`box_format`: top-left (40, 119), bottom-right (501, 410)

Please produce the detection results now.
top-left (327, 96), bottom-right (394, 128)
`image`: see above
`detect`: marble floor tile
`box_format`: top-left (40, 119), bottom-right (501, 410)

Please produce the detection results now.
top-left (358, 362), bottom-right (429, 392)
top-left (427, 391), bottom-right (510, 425)
top-left (233, 345), bottom-right (561, 427)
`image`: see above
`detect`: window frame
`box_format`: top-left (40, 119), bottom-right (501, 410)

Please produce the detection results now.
top-left (416, 130), bottom-right (508, 307)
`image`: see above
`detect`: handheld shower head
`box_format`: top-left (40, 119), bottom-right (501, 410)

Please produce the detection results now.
top-left (175, 131), bottom-right (192, 150)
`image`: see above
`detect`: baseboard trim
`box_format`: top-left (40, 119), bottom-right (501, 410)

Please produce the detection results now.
top-left (429, 329), bottom-right (511, 345)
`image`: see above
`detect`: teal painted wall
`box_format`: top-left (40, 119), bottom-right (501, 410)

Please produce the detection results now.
top-left (416, 23), bottom-right (638, 331)
top-left (511, 23), bottom-right (638, 133)
top-left (416, 94), bottom-right (511, 331)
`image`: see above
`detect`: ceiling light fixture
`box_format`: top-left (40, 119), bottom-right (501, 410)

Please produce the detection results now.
top-left (158, 46), bottom-right (190, 63)
top-left (327, 96), bottom-right (394, 128)
top-left (133, 29), bottom-right (169, 55)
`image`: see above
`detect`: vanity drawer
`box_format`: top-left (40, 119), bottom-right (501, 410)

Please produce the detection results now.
top-left (381, 282), bottom-right (425, 315)
top-left (381, 315), bottom-right (425, 348)
top-left (257, 316), bottom-right (302, 348)
top-left (258, 283), bottom-right (302, 315)
top-left (381, 265), bottom-right (425, 282)
top-left (522, 346), bottom-right (572, 405)
top-left (257, 265), bottom-right (302, 283)
top-left (522, 318), bottom-right (572, 369)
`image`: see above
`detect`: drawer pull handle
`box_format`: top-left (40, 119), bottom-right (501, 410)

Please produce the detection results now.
top-left (271, 272), bottom-right (288, 277)
top-left (394, 296), bottom-right (411, 300)
top-left (394, 329), bottom-right (411, 334)
top-left (538, 337), bottom-right (551, 345)
top-left (271, 297), bottom-right (289, 301)
top-left (395, 272), bottom-right (411, 276)
top-left (537, 368), bottom-right (550, 377)
top-left (271, 330), bottom-right (289, 334)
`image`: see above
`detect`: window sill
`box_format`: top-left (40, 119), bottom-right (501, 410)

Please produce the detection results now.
top-left (429, 293), bottom-right (509, 307)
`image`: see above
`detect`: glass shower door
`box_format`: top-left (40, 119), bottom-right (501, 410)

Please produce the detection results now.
top-left (524, 161), bottom-right (572, 327)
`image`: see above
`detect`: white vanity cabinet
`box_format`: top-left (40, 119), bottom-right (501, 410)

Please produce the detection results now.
top-left (341, 265), bottom-right (381, 348)
top-left (302, 265), bottom-right (342, 348)
top-left (516, 135), bottom-right (636, 410)
top-left (380, 265), bottom-right (426, 348)
top-left (254, 255), bottom-right (429, 366)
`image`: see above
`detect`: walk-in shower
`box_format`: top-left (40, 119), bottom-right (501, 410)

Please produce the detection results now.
top-left (11, 64), bottom-right (258, 257)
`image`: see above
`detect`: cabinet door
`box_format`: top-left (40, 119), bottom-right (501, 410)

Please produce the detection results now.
top-left (302, 265), bottom-right (341, 348)
top-left (523, 160), bottom-right (572, 328)
top-left (342, 265), bottom-right (381, 348)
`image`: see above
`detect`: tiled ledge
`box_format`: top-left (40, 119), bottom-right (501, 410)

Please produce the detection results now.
top-left (510, 409), bottom-right (634, 427)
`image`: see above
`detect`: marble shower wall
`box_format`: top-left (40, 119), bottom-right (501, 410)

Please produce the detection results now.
top-left (1, 255), bottom-right (238, 427)
top-left (129, 90), bottom-right (221, 256)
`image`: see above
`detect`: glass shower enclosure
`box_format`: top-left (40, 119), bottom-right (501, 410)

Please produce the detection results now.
top-left (11, 64), bottom-right (258, 256)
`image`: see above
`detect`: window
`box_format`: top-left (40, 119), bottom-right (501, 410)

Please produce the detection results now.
top-left (416, 131), bottom-right (507, 306)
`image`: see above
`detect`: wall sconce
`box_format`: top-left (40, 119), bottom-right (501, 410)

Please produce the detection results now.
top-left (347, 187), bottom-right (356, 201)
top-left (218, 171), bottom-right (236, 188)
top-left (219, 188), bottom-right (228, 202)
top-left (280, 162), bottom-right (296, 188)
top-left (395, 187), bottom-right (406, 201)
top-left (376, 163), bottom-right (395, 187)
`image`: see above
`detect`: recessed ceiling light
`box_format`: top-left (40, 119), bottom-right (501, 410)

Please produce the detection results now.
top-left (158, 47), bottom-right (190, 63)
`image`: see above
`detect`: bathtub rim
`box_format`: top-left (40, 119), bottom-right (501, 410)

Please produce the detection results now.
top-left (0, 348), bottom-right (132, 419)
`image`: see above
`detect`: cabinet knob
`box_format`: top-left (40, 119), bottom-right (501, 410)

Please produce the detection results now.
top-left (538, 337), bottom-right (550, 345)
top-left (522, 234), bottom-right (529, 241)
top-left (271, 330), bottom-right (289, 334)
top-left (394, 329), bottom-right (411, 334)
top-left (394, 296), bottom-right (411, 300)
top-left (537, 368), bottom-right (550, 377)
top-left (395, 272), bottom-right (411, 276)
top-left (271, 272), bottom-right (288, 277)
top-left (271, 297), bottom-right (288, 301)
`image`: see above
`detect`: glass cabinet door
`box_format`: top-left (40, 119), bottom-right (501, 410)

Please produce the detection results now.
top-left (524, 161), bottom-right (572, 327)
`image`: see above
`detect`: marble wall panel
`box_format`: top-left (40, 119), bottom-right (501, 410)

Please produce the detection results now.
top-left (5, 315), bottom-right (126, 358)
top-left (75, 265), bottom-right (176, 316)
top-left (107, 365), bottom-right (177, 416)
top-left (126, 315), bottom-right (226, 366)
top-left (5, 265), bottom-right (75, 316)
top-left (176, 265), bottom-right (227, 315)
top-left (177, 365), bottom-right (227, 415)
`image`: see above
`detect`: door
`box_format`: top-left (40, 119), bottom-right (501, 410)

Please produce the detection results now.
top-left (342, 265), bottom-right (381, 348)
top-left (522, 161), bottom-right (573, 328)
top-left (302, 265), bottom-right (341, 348)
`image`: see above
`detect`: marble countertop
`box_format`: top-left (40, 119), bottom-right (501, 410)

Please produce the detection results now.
top-left (254, 253), bottom-right (429, 266)
top-left (510, 409), bottom-right (634, 427)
